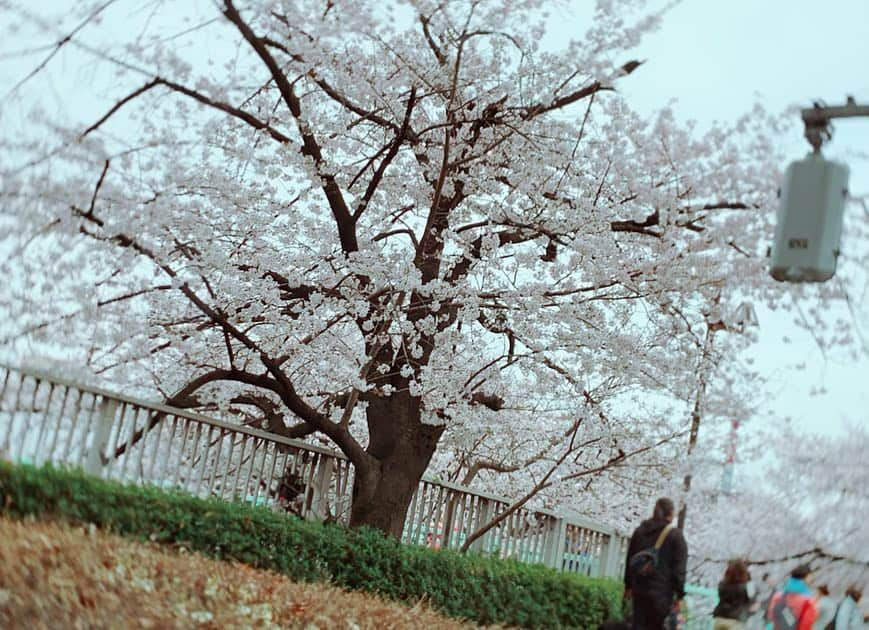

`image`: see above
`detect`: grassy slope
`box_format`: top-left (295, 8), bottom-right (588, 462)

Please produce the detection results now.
top-left (0, 516), bottom-right (480, 629)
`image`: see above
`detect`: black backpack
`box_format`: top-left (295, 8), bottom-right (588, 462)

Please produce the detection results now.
top-left (627, 524), bottom-right (673, 584)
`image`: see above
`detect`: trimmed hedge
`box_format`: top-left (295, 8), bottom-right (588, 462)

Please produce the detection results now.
top-left (0, 461), bottom-right (622, 628)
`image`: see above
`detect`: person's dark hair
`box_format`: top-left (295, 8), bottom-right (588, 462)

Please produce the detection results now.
top-left (762, 572), bottom-right (770, 582)
top-left (652, 497), bottom-right (675, 521)
top-left (818, 584), bottom-right (830, 596)
top-left (723, 559), bottom-right (750, 584)
top-left (845, 585), bottom-right (863, 602)
top-left (790, 564), bottom-right (813, 579)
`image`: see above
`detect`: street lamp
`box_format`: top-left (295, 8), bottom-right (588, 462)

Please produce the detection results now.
top-left (770, 97), bottom-right (869, 283)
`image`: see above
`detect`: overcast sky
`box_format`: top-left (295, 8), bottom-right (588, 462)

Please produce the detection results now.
top-left (1, 0), bottom-right (867, 443)
top-left (556, 0), bottom-right (869, 439)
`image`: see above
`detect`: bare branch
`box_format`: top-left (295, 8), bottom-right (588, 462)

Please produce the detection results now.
top-left (419, 14), bottom-right (446, 65)
top-left (88, 159), bottom-right (110, 214)
top-left (353, 86), bottom-right (417, 220)
top-left (0, 285), bottom-right (171, 346)
top-left (460, 425), bottom-right (684, 553)
top-left (372, 228), bottom-right (419, 249)
top-left (459, 420), bottom-right (583, 553)
top-left (223, 0), bottom-right (358, 254)
top-left (81, 77), bottom-right (293, 144)
top-left (518, 60), bottom-right (642, 120)
top-left (699, 547), bottom-right (869, 569)
top-left (81, 79), bottom-right (161, 138)
top-left (4, 0), bottom-right (119, 101)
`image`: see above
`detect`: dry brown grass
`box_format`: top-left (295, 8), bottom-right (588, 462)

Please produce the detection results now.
top-left (0, 516), bottom-right (481, 629)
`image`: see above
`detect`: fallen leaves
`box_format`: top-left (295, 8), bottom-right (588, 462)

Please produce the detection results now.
top-left (0, 516), bottom-right (481, 629)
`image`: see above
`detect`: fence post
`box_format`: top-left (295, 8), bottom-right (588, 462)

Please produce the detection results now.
top-left (308, 456), bottom-right (335, 521)
top-left (85, 398), bottom-right (117, 476)
top-left (543, 517), bottom-right (567, 570)
top-left (469, 498), bottom-right (496, 553)
top-left (602, 533), bottom-right (625, 578)
top-left (441, 492), bottom-right (457, 548)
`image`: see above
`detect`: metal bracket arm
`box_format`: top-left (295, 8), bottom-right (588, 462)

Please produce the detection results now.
top-left (802, 97), bottom-right (869, 152)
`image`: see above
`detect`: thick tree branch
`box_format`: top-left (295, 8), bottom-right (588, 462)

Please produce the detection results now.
top-left (112, 367), bottom-right (286, 459)
top-left (610, 210), bottom-right (663, 238)
top-left (461, 458), bottom-right (521, 485)
top-left (372, 228), bottom-right (419, 249)
top-left (231, 393), bottom-right (316, 440)
top-left (260, 28), bottom-right (406, 135)
top-left (443, 225), bottom-right (552, 286)
top-left (223, 0), bottom-right (358, 254)
top-left (419, 14), bottom-right (447, 65)
top-left (75, 200), bottom-right (368, 465)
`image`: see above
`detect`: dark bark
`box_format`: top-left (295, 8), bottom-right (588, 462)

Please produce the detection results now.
top-left (678, 316), bottom-right (718, 530)
top-left (348, 391), bottom-right (444, 537)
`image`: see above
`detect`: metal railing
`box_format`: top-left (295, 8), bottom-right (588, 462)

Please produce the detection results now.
top-left (0, 362), bottom-right (627, 579)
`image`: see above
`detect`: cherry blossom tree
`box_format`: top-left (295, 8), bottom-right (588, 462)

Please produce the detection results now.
top-left (430, 292), bottom-right (767, 536)
top-left (684, 421), bottom-right (869, 593)
top-left (0, 0), bottom-right (780, 536)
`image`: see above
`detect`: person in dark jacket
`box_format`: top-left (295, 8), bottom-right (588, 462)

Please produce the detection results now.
top-left (712, 559), bottom-right (756, 628)
top-left (624, 498), bottom-right (688, 630)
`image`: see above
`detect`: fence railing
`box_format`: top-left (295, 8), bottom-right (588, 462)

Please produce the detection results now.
top-left (0, 362), bottom-right (629, 579)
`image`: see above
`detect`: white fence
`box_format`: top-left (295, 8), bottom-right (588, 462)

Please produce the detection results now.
top-left (0, 363), bottom-right (627, 579)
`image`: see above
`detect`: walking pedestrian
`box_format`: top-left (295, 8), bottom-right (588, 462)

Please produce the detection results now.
top-left (833, 585), bottom-right (863, 630)
top-left (814, 585), bottom-right (836, 630)
top-left (713, 559), bottom-right (756, 629)
top-left (765, 564), bottom-right (818, 629)
top-left (623, 497), bottom-right (688, 630)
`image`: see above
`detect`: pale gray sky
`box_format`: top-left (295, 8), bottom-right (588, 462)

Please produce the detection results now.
top-left (557, 0), bottom-right (869, 437)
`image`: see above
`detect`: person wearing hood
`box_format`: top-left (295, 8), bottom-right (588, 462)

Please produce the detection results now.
top-left (765, 564), bottom-right (818, 629)
top-left (623, 497), bottom-right (688, 630)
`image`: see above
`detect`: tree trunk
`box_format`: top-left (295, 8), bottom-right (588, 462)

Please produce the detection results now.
top-left (348, 391), bottom-right (444, 538)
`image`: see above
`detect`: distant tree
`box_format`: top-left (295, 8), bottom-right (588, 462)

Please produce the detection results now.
top-left (687, 422), bottom-right (869, 589)
top-left (1, 0), bottom-right (778, 536)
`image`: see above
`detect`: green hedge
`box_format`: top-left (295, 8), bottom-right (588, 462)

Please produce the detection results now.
top-left (0, 461), bottom-right (622, 628)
